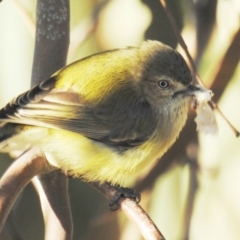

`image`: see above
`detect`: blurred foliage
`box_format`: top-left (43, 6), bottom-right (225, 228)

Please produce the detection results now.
top-left (0, 0), bottom-right (239, 240)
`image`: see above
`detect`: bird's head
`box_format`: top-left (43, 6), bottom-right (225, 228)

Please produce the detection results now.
top-left (137, 41), bottom-right (202, 111)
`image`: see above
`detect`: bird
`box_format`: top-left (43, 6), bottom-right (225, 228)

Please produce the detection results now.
top-left (0, 40), bottom-right (199, 189)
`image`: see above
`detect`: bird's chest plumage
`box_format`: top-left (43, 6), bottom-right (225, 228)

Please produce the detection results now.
top-left (127, 99), bottom-right (189, 176)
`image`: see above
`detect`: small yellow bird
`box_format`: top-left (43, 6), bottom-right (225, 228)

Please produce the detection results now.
top-left (0, 40), bottom-right (199, 188)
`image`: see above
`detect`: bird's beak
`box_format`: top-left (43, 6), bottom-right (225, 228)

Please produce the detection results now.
top-left (173, 84), bottom-right (203, 99)
top-left (185, 84), bottom-right (203, 96)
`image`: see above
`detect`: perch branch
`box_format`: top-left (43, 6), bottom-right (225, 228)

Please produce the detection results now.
top-left (90, 182), bottom-right (166, 240)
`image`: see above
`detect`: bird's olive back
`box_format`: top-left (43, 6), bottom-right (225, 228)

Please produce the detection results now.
top-left (54, 48), bottom-right (140, 105)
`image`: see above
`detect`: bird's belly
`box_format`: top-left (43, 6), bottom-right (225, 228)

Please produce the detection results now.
top-left (40, 114), bottom-right (186, 187)
top-left (41, 129), bottom-right (158, 186)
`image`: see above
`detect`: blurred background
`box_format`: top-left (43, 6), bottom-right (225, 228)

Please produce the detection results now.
top-left (0, 0), bottom-right (239, 239)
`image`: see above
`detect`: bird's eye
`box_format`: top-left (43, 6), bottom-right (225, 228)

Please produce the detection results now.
top-left (158, 80), bottom-right (169, 89)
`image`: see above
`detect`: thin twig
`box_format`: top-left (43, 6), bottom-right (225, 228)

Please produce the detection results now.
top-left (193, 0), bottom-right (217, 65)
top-left (159, 0), bottom-right (200, 84)
top-left (32, 171), bottom-right (73, 240)
top-left (182, 157), bottom-right (198, 240)
top-left (209, 28), bottom-right (240, 102)
top-left (209, 101), bottom-right (239, 137)
top-left (208, 28), bottom-right (240, 137)
top-left (90, 182), bottom-right (166, 240)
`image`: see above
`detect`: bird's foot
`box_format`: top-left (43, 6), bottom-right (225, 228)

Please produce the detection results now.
top-left (108, 184), bottom-right (141, 211)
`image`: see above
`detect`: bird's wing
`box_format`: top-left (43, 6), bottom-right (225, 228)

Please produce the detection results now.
top-left (0, 76), bottom-right (157, 149)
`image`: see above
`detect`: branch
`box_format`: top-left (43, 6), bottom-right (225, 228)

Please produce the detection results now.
top-left (31, 0), bottom-right (70, 86)
top-left (90, 182), bottom-right (166, 240)
top-left (193, 0), bottom-right (217, 65)
top-left (159, 0), bottom-right (199, 83)
top-left (0, 148), bottom-right (51, 233)
top-left (32, 171), bottom-right (73, 240)
top-left (210, 28), bottom-right (240, 102)
top-left (208, 28), bottom-right (240, 137)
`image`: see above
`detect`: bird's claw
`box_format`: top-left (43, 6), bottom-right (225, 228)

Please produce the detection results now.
top-left (108, 185), bottom-right (141, 211)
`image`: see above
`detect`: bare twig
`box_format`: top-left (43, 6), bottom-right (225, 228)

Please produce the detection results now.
top-left (209, 101), bottom-right (239, 137)
top-left (209, 28), bottom-right (240, 102)
top-left (192, 0), bottom-right (217, 65)
top-left (90, 182), bottom-right (166, 240)
top-left (182, 157), bottom-right (198, 240)
top-left (208, 28), bottom-right (240, 137)
top-left (120, 199), bottom-right (165, 240)
top-left (159, 0), bottom-right (200, 84)
top-left (32, 171), bottom-right (73, 240)
top-left (0, 148), bottom-right (51, 233)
